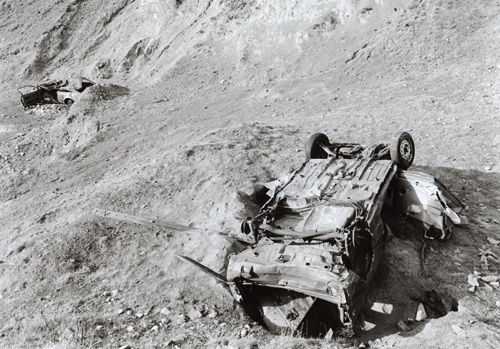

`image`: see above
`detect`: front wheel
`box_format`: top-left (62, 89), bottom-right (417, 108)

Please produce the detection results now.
top-left (305, 133), bottom-right (330, 160)
top-left (64, 98), bottom-right (74, 105)
top-left (390, 131), bottom-right (415, 170)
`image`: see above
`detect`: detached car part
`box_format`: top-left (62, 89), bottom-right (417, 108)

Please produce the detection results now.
top-left (180, 131), bottom-right (466, 337)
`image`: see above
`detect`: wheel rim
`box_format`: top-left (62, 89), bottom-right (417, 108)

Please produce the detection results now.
top-left (400, 140), bottom-right (413, 162)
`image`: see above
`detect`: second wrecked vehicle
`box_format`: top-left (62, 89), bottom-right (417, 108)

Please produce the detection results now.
top-left (17, 77), bottom-right (95, 108)
top-left (180, 131), bottom-right (466, 337)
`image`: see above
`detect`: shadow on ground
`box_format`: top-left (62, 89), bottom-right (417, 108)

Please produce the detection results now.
top-left (356, 166), bottom-right (500, 341)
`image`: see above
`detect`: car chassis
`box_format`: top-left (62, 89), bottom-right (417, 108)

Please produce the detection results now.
top-left (179, 131), bottom-right (466, 337)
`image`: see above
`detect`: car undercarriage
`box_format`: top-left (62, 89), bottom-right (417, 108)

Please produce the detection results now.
top-left (179, 132), bottom-right (467, 337)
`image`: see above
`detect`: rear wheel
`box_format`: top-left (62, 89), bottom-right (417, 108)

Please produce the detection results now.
top-left (65, 98), bottom-right (74, 105)
top-left (250, 287), bottom-right (342, 337)
top-left (390, 131), bottom-right (414, 170)
top-left (305, 133), bottom-right (330, 160)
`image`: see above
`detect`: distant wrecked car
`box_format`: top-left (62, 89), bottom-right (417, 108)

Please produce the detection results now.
top-left (17, 77), bottom-right (95, 108)
top-left (179, 132), bottom-right (467, 337)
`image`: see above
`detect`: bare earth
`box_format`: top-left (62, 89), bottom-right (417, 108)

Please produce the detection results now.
top-left (0, 0), bottom-right (499, 348)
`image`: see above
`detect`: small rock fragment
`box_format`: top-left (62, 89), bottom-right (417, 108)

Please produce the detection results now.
top-left (451, 325), bottom-right (464, 335)
top-left (415, 303), bottom-right (427, 321)
top-left (240, 328), bottom-right (249, 337)
top-left (487, 237), bottom-right (500, 245)
top-left (397, 320), bottom-right (411, 331)
top-left (482, 275), bottom-right (498, 283)
top-left (483, 283), bottom-right (494, 292)
top-left (160, 307), bottom-right (171, 316)
top-left (496, 301), bottom-right (500, 307)
top-left (177, 314), bottom-right (187, 324)
top-left (325, 328), bottom-right (334, 339)
top-left (382, 303), bottom-right (393, 314)
top-left (467, 286), bottom-right (476, 293)
top-left (187, 308), bottom-right (203, 320)
top-left (361, 320), bottom-right (376, 331)
top-left (468, 274), bottom-right (479, 287)
top-left (371, 302), bottom-right (393, 314)
top-left (490, 281), bottom-right (499, 288)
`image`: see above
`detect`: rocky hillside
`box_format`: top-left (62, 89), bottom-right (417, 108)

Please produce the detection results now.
top-left (1, 0), bottom-right (499, 348)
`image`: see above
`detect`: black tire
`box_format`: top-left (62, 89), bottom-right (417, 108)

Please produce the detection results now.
top-left (390, 131), bottom-right (415, 170)
top-left (65, 99), bottom-right (74, 105)
top-left (305, 133), bottom-right (330, 160)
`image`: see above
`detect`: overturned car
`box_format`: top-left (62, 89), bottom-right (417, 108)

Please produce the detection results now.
top-left (180, 131), bottom-right (466, 337)
top-left (17, 77), bottom-right (95, 108)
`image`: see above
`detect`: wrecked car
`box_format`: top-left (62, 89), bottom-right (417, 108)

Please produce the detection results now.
top-left (179, 131), bottom-right (467, 337)
top-left (18, 77), bottom-right (95, 108)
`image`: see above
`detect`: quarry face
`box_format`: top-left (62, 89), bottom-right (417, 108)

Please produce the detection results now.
top-left (0, 0), bottom-right (499, 348)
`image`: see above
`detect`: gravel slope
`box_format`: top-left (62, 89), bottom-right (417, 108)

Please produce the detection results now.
top-left (0, 1), bottom-right (499, 348)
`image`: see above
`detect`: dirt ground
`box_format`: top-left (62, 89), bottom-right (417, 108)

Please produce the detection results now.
top-left (1, 0), bottom-right (499, 348)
